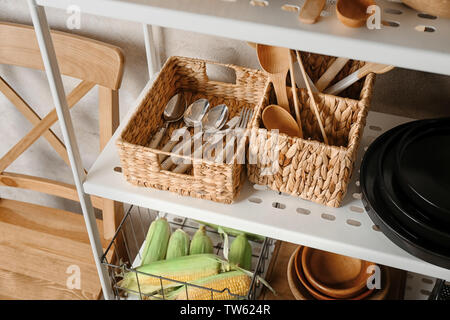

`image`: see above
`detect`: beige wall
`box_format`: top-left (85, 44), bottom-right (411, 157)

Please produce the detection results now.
top-left (1, 0), bottom-right (449, 212)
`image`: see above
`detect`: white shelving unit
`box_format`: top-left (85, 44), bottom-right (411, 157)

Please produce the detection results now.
top-left (84, 83), bottom-right (450, 282)
top-left (36, 0), bottom-right (450, 76)
top-left (26, 0), bottom-right (450, 299)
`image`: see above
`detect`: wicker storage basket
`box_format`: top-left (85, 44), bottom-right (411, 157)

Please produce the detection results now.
top-left (247, 53), bottom-right (376, 208)
top-left (116, 56), bottom-right (268, 204)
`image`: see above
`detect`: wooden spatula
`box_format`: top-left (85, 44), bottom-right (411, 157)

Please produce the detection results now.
top-left (299, 0), bottom-right (326, 24)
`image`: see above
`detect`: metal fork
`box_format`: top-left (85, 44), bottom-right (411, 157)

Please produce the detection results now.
top-left (215, 107), bottom-right (253, 164)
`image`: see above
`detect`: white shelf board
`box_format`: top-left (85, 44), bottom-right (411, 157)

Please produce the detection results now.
top-left (38, 0), bottom-right (450, 75)
top-left (84, 81), bottom-right (450, 281)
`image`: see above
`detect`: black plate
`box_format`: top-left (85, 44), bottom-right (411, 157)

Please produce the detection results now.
top-left (377, 124), bottom-right (450, 248)
top-left (395, 118), bottom-right (450, 224)
top-left (361, 121), bottom-right (450, 269)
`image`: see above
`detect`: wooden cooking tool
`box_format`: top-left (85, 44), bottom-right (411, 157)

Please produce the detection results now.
top-left (287, 50), bottom-right (303, 138)
top-left (336, 0), bottom-right (376, 28)
top-left (257, 44), bottom-right (291, 111)
top-left (324, 62), bottom-right (394, 95)
top-left (295, 51), bottom-right (329, 144)
top-left (301, 246), bottom-right (375, 299)
top-left (315, 57), bottom-right (350, 92)
top-left (298, 0), bottom-right (326, 24)
top-left (402, 0), bottom-right (450, 18)
top-left (262, 105), bottom-right (302, 138)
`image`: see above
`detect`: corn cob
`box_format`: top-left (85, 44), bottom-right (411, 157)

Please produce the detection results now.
top-left (119, 254), bottom-right (226, 295)
top-left (140, 217), bottom-right (171, 265)
top-left (190, 226), bottom-right (213, 255)
top-left (229, 234), bottom-right (252, 270)
top-left (170, 270), bottom-right (251, 300)
top-left (166, 229), bottom-right (190, 260)
top-left (194, 220), bottom-right (265, 242)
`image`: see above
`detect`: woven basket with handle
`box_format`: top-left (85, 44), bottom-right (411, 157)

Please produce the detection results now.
top-left (116, 56), bottom-right (268, 204)
top-left (247, 53), bottom-right (375, 207)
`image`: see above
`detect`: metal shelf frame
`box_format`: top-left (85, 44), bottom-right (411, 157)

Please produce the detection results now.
top-left (25, 0), bottom-right (450, 299)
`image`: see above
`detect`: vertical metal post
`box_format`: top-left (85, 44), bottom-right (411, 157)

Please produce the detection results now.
top-left (27, 0), bottom-right (113, 299)
top-left (143, 24), bottom-right (160, 79)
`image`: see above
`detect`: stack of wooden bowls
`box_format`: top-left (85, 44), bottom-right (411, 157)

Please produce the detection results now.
top-left (287, 246), bottom-right (391, 300)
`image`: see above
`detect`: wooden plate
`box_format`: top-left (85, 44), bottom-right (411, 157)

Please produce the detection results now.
top-left (301, 246), bottom-right (375, 299)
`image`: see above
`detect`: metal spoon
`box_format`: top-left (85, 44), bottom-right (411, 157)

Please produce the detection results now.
top-left (159, 98), bottom-right (210, 163)
top-left (149, 93), bottom-right (186, 149)
top-left (171, 104), bottom-right (229, 173)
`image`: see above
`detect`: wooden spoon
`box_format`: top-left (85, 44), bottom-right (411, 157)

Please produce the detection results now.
top-left (336, 0), bottom-right (376, 28)
top-left (262, 105), bottom-right (302, 138)
top-left (257, 44), bottom-right (290, 111)
top-left (299, 0), bottom-right (326, 24)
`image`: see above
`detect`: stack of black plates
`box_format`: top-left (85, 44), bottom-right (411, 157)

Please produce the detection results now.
top-left (361, 118), bottom-right (450, 269)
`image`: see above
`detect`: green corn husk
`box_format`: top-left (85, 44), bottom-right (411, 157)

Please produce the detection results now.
top-left (141, 217), bottom-right (171, 265)
top-left (166, 229), bottom-right (190, 260)
top-left (190, 226), bottom-right (213, 255)
top-left (229, 234), bottom-right (252, 270)
top-left (194, 220), bottom-right (265, 242)
top-left (118, 254), bottom-right (227, 296)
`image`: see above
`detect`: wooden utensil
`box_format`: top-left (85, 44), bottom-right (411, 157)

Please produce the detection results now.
top-left (336, 0), bottom-right (376, 28)
top-left (287, 50), bottom-right (303, 138)
top-left (315, 57), bottom-right (350, 92)
top-left (324, 62), bottom-right (394, 95)
top-left (301, 246), bottom-right (375, 299)
top-left (257, 44), bottom-right (290, 111)
top-left (402, 0), bottom-right (450, 18)
top-left (262, 105), bottom-right (302, 138)
top-left (299, 0), bottom-right (326, 24)
top-left (295, 51), bottom-right (329, 144)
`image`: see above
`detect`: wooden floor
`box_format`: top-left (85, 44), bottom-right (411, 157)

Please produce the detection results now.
top-left (0, 198), bottom-right (110, 300)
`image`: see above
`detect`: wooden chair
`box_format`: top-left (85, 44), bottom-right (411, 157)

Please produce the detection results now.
top-left (0, 22), bottom-right (124, 299)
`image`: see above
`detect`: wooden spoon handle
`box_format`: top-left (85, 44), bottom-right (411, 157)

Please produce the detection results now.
top-left (298, 0), bottom-right (326, 24)
top-left (296, 50), bottom-right (329, 145)
top-left (315, 57), bottom-right (349, 92)
top-left (288, 50), bottom-right (303, 138)
top-left (272, 73), bottom-right (290, 112)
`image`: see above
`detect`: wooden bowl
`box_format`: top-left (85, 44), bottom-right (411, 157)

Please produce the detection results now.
top-left (288, 246), bottom-right (392, 300)
top-left (301, 246), bottom-right (375, 299)
top-left (336, 0), bottom-right (377, 28)
top-left (287, 247), bottom-right (314, 300)
top-left (402, 0), bottom-right (450, 18)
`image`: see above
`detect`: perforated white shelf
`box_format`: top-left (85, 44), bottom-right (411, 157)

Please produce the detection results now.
top-left (83, 81), bottom-right (450, 281)
top-left (38, 0), bottom-right (450, 75)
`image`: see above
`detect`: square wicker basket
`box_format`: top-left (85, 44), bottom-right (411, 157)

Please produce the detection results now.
top-left (247, 53), bottom-right (376, 207)
top-left (116, 56), bottom-right (269, 204)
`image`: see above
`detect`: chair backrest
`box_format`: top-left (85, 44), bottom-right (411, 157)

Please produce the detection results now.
top-left (0, 22), bottom-right (125, 239)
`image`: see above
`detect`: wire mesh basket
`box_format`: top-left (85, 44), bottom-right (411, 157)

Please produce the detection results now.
top-left (101, 205), bottom-right (275, 300)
